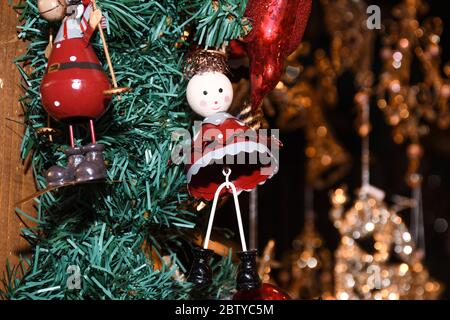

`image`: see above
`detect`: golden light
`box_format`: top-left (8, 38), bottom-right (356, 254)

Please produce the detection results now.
top-left (388, 292), bottom-right (399, 300)
top-left (338, 292), bottom-right (349, 300)
top-left (316, 126), bottom-right (328, 137)
top-left (332, 188), bottom-right (347, 205)
top-left (365, 222), bottom-right (375, 232)
top-left (321, 154), bottom-right (332, 166)
top-left (403, 245), bottom-right (413, 255)
top-left (399, 38), bottom-right (409, 48)
top-left (402, 232), bottom-right (411, 242)
top-left (305, 146), bottom-right (316, 158)
top-left (399, 263), bottom-right (409, 275)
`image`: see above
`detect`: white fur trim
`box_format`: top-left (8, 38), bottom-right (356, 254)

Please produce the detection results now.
top-left (186, 140), bottom-right (279, 187)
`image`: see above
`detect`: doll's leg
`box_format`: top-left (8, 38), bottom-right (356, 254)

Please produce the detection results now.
top-left (69, 124), bottom-right (76, 148)
top-left (45, 125), bottom-right (84, 186)
top-left (89, 119), bottom-right (96, 144)
top-left (74, 120), bottom-right (107, 183)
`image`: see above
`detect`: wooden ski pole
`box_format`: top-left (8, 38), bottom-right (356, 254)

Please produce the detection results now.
top-left (91, 0), bottom-right (121, 99)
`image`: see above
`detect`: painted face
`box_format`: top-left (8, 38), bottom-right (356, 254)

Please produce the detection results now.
top-left (186, 71), bottom-right (233, 117)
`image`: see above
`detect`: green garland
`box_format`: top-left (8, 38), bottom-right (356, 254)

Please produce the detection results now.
top-left (1, 0), bottom-right (248, 300)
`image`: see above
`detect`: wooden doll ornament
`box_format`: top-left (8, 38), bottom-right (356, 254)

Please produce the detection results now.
top-left (184, 50), bottom-right (280, 201)
top-left (184, 50), bottom-right (287, 299)
top-left (37, 0), bottom-right (128, 187)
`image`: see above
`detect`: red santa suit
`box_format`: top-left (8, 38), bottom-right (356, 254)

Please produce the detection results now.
top-left (186, 112), bottom-right (279, 201)
top-left (40, 0), bottom-right (111, 122)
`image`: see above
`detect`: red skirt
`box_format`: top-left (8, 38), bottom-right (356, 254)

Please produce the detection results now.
top-left (186, 115), bottom-right (280, 201)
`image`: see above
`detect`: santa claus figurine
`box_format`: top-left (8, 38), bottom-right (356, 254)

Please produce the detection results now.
top-left (37, 0), bottom-right (112, 186)
top-left (184, 50), bottom-right (279, 201)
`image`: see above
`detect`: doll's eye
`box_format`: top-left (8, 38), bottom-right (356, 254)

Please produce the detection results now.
top-left (219, 88), bottom-right (223, 93)
top-left (203, 91), bottom-right (208, 95)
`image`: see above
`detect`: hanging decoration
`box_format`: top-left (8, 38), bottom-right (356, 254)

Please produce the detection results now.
top-left (233, 282), bottom-right (291, 300)
top-left (37, 0), bottom-right (128, 187)
top-left (376, 0), bottom-right (449, 256)
top-left (377, 0), bottom-right (450, 136)
top-left (321, 0), bottom-right (375, 86)
top-left (183, 49), bottom-right (280, 201)
top-left (376, 0), bottom-right (450, 186)
top-left (257, 239), bottom-right (281, 287)
top-left (280, 186), bottom-right (334, 300)
top-left (242, 0), bottom-right (312, 111)
top-left (331, 86), bottom-right (442, 300)
top-left (183, 49), bottom-right (287, 299)
top-left (301, 82), bottom-right (351, 189)
top-left (331, 186), bottom-right (443, 300)
top-left (267, 46), bottom-right (351, 189)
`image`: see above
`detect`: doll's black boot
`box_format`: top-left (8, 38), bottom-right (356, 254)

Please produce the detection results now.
top-left (75, 143), bottom-right (107, 183)
top-left (236, 249), bottom-right (261, 291)
top-left (46, 147), bottom-right (84, 187)
top-left (187, 247), bottom-right (213, 287)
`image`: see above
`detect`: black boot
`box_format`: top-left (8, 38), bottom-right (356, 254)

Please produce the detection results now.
top-left (187, 247), bottom-right (213, 287)
top-left (75, 143), bottom-right (107, 183)
top-left (46, 147), bottom-right (84, 187)
top-left (236, 249), bottom-right (261, 291)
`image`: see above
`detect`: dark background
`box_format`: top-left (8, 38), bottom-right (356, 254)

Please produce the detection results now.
top-left (218, 0), bottom-right (450, 299)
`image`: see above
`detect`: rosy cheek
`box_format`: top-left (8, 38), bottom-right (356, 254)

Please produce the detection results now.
top-left (200, 100), bottom-right (207, 107)
top-left (224, 95), bottom-right (231, 103)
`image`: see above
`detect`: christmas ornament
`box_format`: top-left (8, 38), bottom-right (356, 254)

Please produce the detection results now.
top-left (257, 239), bottom-right (281, 286)
top-left (330, 84), bottom-right (442, 300)
top-left (303, 99), bottom-right (351, 189)
top-left (243, 0), bottom-right (312, 111)
top-left (331, 186), bottom-right (443, 300)
top-left (280, 187), bottom-right (334, 300)
top-left (376, 0), bottom-right (450, 189)
top-left (322, 0), bottom-right (375, 83)
top-left (184, 50), bottom-right (280, 201)
top-left (38, 0), bottom-right (127, 187)
top-left (370, 0), bottom-right (450, 275)
top-left (267, 45), bottom-right (351, 188)
top-left (184, 48), bottom-right (283, 299)
top-left (233, 282), bottom-right (291, 300)
top-left (373, 1), bottom-right (450, 246)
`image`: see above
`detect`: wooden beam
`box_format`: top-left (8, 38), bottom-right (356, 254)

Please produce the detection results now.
top-left (0, 1), bottom-right (36, 293)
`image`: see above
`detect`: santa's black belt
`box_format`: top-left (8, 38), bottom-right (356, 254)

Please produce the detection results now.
top-left (47, 62), bottom-right (103, 73)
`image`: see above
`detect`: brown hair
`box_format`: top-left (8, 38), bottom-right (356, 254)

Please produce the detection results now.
top-left (184, 49), bottom-right (229, 79)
